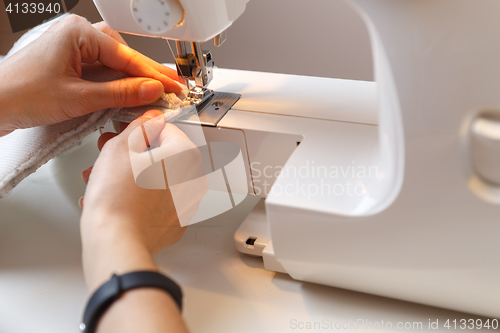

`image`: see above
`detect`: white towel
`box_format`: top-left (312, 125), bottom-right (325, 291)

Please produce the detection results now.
top-left (0, 15), bottom-right (190, 198)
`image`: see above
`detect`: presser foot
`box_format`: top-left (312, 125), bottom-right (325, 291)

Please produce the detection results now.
top-left (187, 86), bottom-right (214, 105)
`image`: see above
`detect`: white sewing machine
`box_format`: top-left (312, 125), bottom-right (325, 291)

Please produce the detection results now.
top-left (93, 0), bottom-right (500, 317)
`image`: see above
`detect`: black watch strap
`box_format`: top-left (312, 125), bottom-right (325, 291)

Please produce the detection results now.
top-left (80, 271), bottom-right (183, 333)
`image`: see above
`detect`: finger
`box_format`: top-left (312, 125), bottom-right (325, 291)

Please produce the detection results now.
top-left (92, 21), bottom-right (128, 45)
top-left (0, 129), bottom-right (14, 137)
top-left (93, 33), bottom-right (182, 84)
top-left (58, 15), bottom-right (182, 92)
top-left (123, 109), bottom-right (164, 134)
top-left (76, 77), bottom-right (166, 111)
top-left (92, 31), bottom-right (184, 94)
top-left (78, 197), bottom-right (84, 209)
top-left (81, 166), bottom-right (93, 184)
top-left (121, 48), bottom-right (183, 84)
top-left (154, 123), bottom-right (206, 186)
top-left (111, 120), bottom-right (121, 133)
top-left (158, 123), bottom-right (193, 149)
top-left (119, 122), bottom-right (129, 133)
top-left (130, 53), bottom-right (183, 84)
top-left (111, 120), bottom-right (129, 133)
top-left (125, 110), bottom-right (166, 153)
top-left (98, 132), bottom-right (119, 151)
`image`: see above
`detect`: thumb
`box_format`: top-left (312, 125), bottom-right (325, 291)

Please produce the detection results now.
top-left (0, 129), bottom-right (14, 137)
top-left (83, 78), bottom-right (164, 111)
top-left (125, 110), bottom-right (166, 153)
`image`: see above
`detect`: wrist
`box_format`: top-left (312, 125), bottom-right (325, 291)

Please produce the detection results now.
top-left (81, 214), bottom-right (157, 292)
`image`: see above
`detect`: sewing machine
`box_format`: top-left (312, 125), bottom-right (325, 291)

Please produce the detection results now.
top-left (93, 0), bottom-right (500, 318)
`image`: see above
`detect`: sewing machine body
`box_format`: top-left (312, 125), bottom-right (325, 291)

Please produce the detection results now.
top-left (93, 0), bottom-right (249, 42)
top-left (94, 0), bottom-right (500, 317)
top-left (94, 0), bottom-right (249, 104)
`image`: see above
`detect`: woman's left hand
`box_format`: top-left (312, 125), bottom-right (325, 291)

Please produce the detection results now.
top-left (0, 15), bottom-right (183, 137)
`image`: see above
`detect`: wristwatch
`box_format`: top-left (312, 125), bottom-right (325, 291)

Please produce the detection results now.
top-left (80, 271), bottom-right (183, 333)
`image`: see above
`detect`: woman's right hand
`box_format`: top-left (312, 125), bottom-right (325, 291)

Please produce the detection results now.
top-left (80, 110), bottom-right (208, 292)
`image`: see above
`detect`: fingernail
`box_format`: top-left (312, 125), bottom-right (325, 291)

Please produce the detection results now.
top-left (140, 80), bottom-right (164, 101)
top-left (175, 81), bottom-right (187, 97)
top-left (81, 166), bottom-right (93, 184)
top-left (78, 197), bottom-right (84, 209)
top-left (141, 109), bottom-right (164, 120)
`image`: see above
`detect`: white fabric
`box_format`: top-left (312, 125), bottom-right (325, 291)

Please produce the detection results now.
top-left (0, 15), bottom-right (190, 198)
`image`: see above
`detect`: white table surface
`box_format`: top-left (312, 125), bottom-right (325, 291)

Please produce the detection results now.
top-left (0, 131), bottom-right (492, 333)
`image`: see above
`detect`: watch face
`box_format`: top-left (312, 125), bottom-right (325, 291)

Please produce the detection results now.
top-left (131, 0), bottom-right (173, 34)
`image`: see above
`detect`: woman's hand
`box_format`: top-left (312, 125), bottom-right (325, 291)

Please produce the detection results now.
top-left (0, 15), bottom-right (183, 136)
top-left (81, 112), bottom-right (200, 332)
top-left (80, 110), bottom-right (208, 292)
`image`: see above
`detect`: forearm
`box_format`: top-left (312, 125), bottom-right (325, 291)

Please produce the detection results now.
top-left (81, 214), bottom-right (189, 333)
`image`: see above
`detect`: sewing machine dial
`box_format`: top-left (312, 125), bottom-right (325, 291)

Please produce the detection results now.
top-left (131, 0), bottom-right (183, 35)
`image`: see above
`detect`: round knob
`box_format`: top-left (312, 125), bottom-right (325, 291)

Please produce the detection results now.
top-left (470, 110), bottom-right (500, 186)
top-left (131, 0), bottom-right (183, 35)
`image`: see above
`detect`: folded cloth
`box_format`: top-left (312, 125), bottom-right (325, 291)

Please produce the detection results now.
top-left (0, 15), bottom-right (190, 199)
